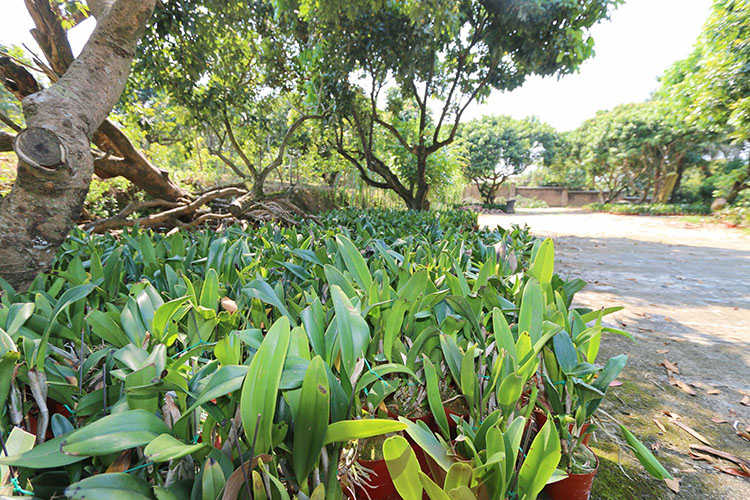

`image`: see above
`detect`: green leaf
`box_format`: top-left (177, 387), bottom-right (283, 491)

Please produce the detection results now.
top-left (61, 409), bottom-right (170, 456)
top-left (419, 472), bottom-right (452, 500)
top-left (383, 436), bottom-right (423, 500)
top-left (335, 235), bottom-right (372, 291)
top-left (518, 278), bottom-right (544, 344)
top-left (400, 417), bottom-right (452, 471)
top-left (529, 238), bottom-right (554, 285)
top-left (125, 365), bottom-right (159, 413)
top-left (202, 457), bottom-right (226, 500)
top-left (66, 473), bottom-right (154, 500)
top-left (243, 280), bottom-right (294, 322)
top-left (423, 356), bottom-right (450, 439)
top-left (36, 283), bottom-right (96, 369)
top-left (323, 419), bottom-right (406, 445)
top-left (331, 285), bottom-right (370, 379)
top-left (0, 434), bottom-right (86, 468)
top-left (517, 417), bottom-right (561, 500)
top-left (144, 434), bottom-right (207, 463)
top-left (152, 297), bottom-right (189, 340)
top-left (293, 356), bottom-right (330, 484)
top-left (552, 331), bottom-right (578, 374)
top-left (200, 269), bottom-right (220, 311)
top-left (179, 365), bottom-right (249, 423)
top-left (240, 317), bottom-right (291, 454)
top-left (620, 425), bottom-right (673, 480)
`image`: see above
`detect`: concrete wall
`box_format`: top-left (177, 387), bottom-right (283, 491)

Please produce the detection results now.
top-left (462, 184), bottom-right (621, 207)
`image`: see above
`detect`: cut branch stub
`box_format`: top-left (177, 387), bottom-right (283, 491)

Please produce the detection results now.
top-left (228, 191), bottom-right (257, 217)
top-left (14, 127), bottom-right (67, 175)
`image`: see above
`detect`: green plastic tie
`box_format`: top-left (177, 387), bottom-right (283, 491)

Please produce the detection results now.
top-left (124, 461), bottom-right (154, 474)
top-left (10, 477), bottom-right (34, 496)
top-left (171, 339), bottom-right (209, 359)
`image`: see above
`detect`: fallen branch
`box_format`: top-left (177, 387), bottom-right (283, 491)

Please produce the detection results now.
top-left (689, 444), bottom-right (750, 469)
top-left (83, 187), bottom-right (245, 233)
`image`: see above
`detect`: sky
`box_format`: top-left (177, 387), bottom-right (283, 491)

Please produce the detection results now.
top-left (1, 0), bottom-right (712, 132)
top-left (464, 0), bottom-right (713, 130)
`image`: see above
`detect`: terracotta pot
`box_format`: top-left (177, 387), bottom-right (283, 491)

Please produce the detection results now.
top-left (544, 447), bottom-right (599, 500)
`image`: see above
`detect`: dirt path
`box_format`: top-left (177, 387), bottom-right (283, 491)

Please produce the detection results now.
top-left (481, 208), bottom-right (750, 500)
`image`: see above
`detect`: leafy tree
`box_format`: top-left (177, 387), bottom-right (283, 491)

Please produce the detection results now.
top-left (660, 0), bottom-right (750, 205)
top-left (136, 1), bottom-right (324, 201)
top-left (563, 101), bottom-right (706, 203)
top-left (461, 115), bottom-right (557, 204)
top-left (287, 0), bottom-right (620, 209)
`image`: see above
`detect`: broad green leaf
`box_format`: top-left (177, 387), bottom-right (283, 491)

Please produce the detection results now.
top-left (423, 356), bottom-right (450, 439)
top-left (243, 280), bottom-right (294, 322)
top-left (36, 283), bottom-right (96, 369)
top-left (517, 418), bottom-right (561, 500)
top-left (335, 235), bottom-right (372, 291)
top-left (400, 417), bottom-right (452, 471)
top-left (552, 331), bottom-right (578, 374)
top-left (620, 425), bottom-right (673, 480)
top-left (66, 473), bottom-right (154, 500)
top-left (293, 356), bottom-right (330, 484)
top-left (61, 409), bottom-right (170, 456)
top-left (383, 436), bottom-right (423, 500)
top-left (419, 472), bottom-right (451, 500)
top-left (331, 285), bottom-right (369, 379)
top-left (240, 317), bottom-right (291, 454)
top-left (323, 419), bottom-right (406, 445)
top-left (518, 278), bottom-right (544, 344)
top-left (0, 435), bottom-right (86, 468)
top-left (202, 457), bottom-right (226, 500)
top-left (145, 434), bottom-right (207, 463)
top-left (152, 297), bottom-right (189, 340)
top-left (529, 238), bottom-right (554, 285)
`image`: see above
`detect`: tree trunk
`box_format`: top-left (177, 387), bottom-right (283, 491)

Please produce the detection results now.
top-left (1, 4), bottom-right (185, 203)
top-left (0, 0), bottom-right (156, 290)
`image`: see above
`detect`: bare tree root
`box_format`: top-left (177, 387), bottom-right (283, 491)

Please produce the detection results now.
top-left (80, 186), bottom-right (320, 233)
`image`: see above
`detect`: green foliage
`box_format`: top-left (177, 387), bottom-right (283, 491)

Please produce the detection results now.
top-left (0, 207), bottom-right (665, 498)
top-left (587, 202), bottom-right (710, 215)
top-left (461, 115), bottom-right (558, 204)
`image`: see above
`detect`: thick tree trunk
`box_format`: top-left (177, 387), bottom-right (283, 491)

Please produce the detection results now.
top-left (1, 4), bottom-right (185, 203)
top-left (0, 0), bottom-right (156, 290)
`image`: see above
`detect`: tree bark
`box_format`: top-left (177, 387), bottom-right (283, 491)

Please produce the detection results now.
top-left (0, 0), bottom-right (157, 290)
top-left (1, 7), bottom-right (185, 202)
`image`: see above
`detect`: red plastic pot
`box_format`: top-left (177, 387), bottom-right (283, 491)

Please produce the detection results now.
top-left (544, 448), bottom-right (599, 500)
top-left (345, 458), bottom-right (400, 500)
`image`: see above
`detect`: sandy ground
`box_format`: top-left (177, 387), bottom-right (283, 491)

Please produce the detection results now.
top-left (481, 208), bottom-right (750, 500)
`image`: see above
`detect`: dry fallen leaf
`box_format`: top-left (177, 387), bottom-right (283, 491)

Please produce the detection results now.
top-left (669, 377), bottom-right (697, 396)
top-left (654, 419), bottom-right (667, 433)
top-left (710, 418), bottom-right (727, 424)
top-left (714, 466), bottom-right (750, 478)
top-left (737, 430), bottom-right (750, 442)
top-left (664, 478), bottom-right (680, 494)
top-left (669, 418), bottom-right (711, 445)
top-left (707, 389), bottom-right (721, 395)
top-left (740, 395), bottom-right (750, 407)
top-left (689, 445), bottom-right (750, 469)
top-left (668, 336), bottom-right (687, 343)
top-left (664, 411), bottom-right (681, 420)
top-left (660, 359), bottom-right (680, 374)
top-left (689, 450), bottom-right (714, 462)
top-left (609, 380), bottom-right (623, 387)
top-left (656, 349), bottom-right (669, 354)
